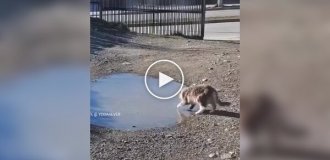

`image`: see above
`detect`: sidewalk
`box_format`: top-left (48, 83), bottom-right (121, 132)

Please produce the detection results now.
top-left (205, 9), bottom-right (240, 23)
top-left (204, 22), bottom-right (240, 41)
top-left (204, 9), bottom-right (240, 41)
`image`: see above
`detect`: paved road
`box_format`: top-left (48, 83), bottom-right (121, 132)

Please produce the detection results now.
top-left (204, 22), bottom-right (240, 41)
top-left (206, 9), bottom-right (240, 18)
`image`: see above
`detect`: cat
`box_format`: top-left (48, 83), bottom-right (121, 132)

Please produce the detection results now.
top-left (177, 85), bottom-right (228, 115)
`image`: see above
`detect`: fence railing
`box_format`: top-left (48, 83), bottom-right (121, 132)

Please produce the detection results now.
top-left (90, 0), bottom-right (206, 39)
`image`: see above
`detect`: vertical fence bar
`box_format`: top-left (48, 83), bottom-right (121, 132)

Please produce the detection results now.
top-left (201, 0), bottom-right (205, 39)
top-left (166, 0), bottom-right (173, 35)
top-left (180, 1), bottom-right (183, 34)
top-left (162, 0), bottom-right (164, 35)
top-left (159, 0), bottom-right (160, 35)
top-left (138, 0), bottom-right (140, 33)
top-left (191, 0), bottom-right (194, 36)
top-left (196, 0), bottom-right (198, 35)
top-left (125, 0), bottom-right (127, 26)
top-left (184, 0), bottom-right (186, 36)
top-left (141, 0), bottom-right (144, 33)
top-left (186, 1), bottom-right (189, 36)
top-left (176, 0), bottom-right (178, 34)
top-left (110, 0), bottom-right (113, 22)
top-left (99, 0), bottom-right (103, 20)
top-left (153, 0), bottom-right (155, 35)
top-left (155, 0), bottom-right (158, 35)
top-left (134, 0), bottom-right (137, 33)
top-left (185, 0), bottom-right (188, 37)
top-left (120, 0), bottom-right (122, 23)
top-left (160, 0), bottom-right (162, 35)
top-left (142, 0), bottom-right (144, 34)
top-left (145, 0), bottom-right (147, 34)
top-left (168, 0), bottom-right (170, 34)
top-left (168, 0), bottom-right (170, 35)
top-left (144, 0), bottom-right (147, 34)
top-left (154, 0), bottom-right (156, 35)
top-left (173, 0), bottom-right (175, 34)
top-left (135, 0), bottom-right (137, 32)
top-left (132, 0), bottom-right (135, 32)
top-left (189, 0), bottom-right (192, 37)
top-left (116, 0), bottom-right (119, 23)
top-left (198, 0), bottom-right (201, 36)
top-left (157, 0), bottom-right (160, 35)
top-left (181, 0), bottom-right (184, 35)
top-left (105, 0), bottom-right (108, 22)
top-left (113, 0), bottom-right (116, 22)
top-left (192, 0), bottom-right (195, 36)
top-left (195, 0), bottom-right (197, 36)
top-left (129, 0), bottom-right (131, 27)
top-left (141, 0), bottom-right (143, 33)
top-left (188, 0), bottom-right (191, 36)
top-left (103, 0), bottom-right (106, 21)
top-left (164, 0), bottom-right (167, 35)
top-left (152, 0), bottom-right (155, 34)
top-left (130, 0), bottom-right (132, 32)
top-left (118, 0), bottom-right (121, 23)
top-left (117, 0), bottom-right (120, 23)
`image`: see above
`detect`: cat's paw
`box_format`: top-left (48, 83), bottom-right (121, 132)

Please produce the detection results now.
top-left (194, 112), bottom-right (202, 115)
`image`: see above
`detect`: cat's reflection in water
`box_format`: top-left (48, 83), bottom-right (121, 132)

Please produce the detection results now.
top-left (176, 104), bottom-right (198, 123)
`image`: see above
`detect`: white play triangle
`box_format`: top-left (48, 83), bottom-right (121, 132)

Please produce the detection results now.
top-left (159, 72), bottom-right (174, 88)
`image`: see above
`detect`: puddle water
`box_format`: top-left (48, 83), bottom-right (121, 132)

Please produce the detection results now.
top-left (91, 73), bottom-right (195, 130)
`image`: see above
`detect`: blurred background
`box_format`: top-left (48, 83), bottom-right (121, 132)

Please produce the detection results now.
top-left (0, 1), bottom-right (90, 160)
top-left (242, 0), bottom-right (330, 159)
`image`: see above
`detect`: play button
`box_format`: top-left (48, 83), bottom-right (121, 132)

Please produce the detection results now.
top-left (145, 60), bottom-right (184, 100)
top-left (159, 72), bottom-right (174, 88)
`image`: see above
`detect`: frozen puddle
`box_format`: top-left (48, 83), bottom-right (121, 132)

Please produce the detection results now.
top-left (91, 73), bottom-right (193, 130)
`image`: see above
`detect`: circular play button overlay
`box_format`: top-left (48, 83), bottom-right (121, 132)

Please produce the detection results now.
top-left (144, 60), bottom-right (184, 100)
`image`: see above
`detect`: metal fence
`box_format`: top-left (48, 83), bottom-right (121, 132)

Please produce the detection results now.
top-left (90, 0), bottom-right (206, 39)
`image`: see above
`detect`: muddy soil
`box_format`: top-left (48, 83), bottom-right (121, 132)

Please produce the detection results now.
top-left (90, 19), bottom-right (240, 160)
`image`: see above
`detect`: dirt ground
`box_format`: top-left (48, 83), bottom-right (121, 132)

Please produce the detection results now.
top-left (90, 19), bottom-right (240, 160)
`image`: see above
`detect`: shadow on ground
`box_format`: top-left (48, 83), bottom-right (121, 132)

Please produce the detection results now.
top-left (90, 18), bottom-right (135, 53)
top-left (203, 110), bottom-right (240, 118)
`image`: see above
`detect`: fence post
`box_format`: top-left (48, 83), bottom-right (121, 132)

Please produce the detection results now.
top-left (99, 0), bottom-right (103, 20)
top-left (201, 0), bottom-right (206, 39)
top-left (152, 1), bottom-right (155, 34)
top-left (217, 0), bottom-right (223, 7)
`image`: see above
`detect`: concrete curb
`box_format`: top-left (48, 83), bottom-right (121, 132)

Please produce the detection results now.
top-left (206, 6), bottom-right (240, 11)
top-left (205, 16), bottom-right (240, 23)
